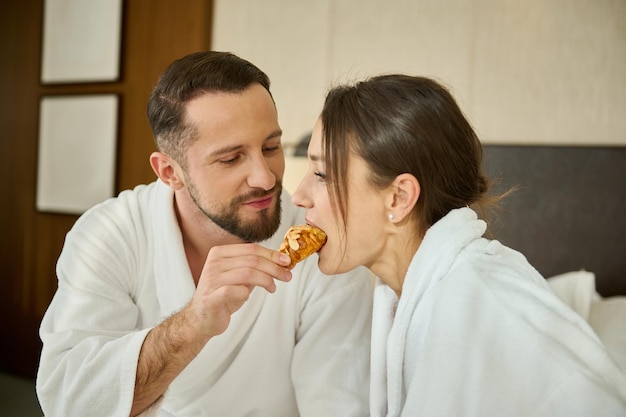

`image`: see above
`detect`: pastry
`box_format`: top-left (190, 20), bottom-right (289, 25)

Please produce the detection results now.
top-left (279, 225), bottom-right (327, 269)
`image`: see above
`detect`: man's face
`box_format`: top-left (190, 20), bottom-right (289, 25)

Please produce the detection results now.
top-left (180, 84), bottom-right (285, 242)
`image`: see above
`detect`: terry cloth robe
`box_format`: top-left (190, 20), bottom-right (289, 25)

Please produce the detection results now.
top-left (37, 180), bottom-right (374, 417)
top-left (370, 207), bottom-right (626, 417)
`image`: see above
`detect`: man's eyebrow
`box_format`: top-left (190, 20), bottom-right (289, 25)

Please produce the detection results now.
top-left (209, 144), bottom-right (244, 158)
top-left (266, 129), bottom-right (283, 141)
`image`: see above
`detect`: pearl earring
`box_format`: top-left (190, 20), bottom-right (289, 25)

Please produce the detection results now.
top-left (388, 213), bottom-right (394, 221)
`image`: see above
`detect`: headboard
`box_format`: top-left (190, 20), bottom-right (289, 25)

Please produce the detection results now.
top-left (482, 145), bottom-right (626, 297)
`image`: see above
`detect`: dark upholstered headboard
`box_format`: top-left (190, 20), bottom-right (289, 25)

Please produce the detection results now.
top-left (482, 145), bottom-right (626, 297)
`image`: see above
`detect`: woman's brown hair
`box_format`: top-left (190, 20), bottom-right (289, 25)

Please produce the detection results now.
top-left (321, 74), bottom-right (497, 237)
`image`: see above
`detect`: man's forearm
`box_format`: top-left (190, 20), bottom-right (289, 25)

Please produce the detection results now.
top-left (130, 307), bottom-right (209, 416)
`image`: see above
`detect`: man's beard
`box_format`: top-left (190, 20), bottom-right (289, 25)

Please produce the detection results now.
top-left (187, 180), bottom-right (283, 242)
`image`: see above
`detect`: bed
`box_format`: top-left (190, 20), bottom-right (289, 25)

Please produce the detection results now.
top-left (482, 144), bottom-right (626, 370)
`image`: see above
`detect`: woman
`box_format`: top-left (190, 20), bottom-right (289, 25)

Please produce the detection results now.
top-left (292, 75), bottom-right (626, 416)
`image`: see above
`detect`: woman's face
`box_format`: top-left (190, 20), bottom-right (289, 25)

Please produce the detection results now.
top-left (291, 118), bottom-right (389, 275)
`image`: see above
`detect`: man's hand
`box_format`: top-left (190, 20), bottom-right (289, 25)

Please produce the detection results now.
top-left (130, 244), bottom-right (292, 416)
top-left (187, 243), bottom-right (293, 339)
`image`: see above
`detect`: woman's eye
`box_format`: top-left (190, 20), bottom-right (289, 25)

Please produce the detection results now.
top-left (314, 171), bottom-right (326, 181)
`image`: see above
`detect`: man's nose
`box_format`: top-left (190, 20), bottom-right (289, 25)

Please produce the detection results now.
top-left (246, 157), bottom-right (276, 190)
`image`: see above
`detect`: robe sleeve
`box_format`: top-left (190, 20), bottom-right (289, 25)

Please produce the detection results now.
top-left (36, 202), bottom-right (156, 417)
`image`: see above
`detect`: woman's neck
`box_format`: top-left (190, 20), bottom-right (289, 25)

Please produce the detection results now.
top-left (368, 229), bottom-right (422, 298)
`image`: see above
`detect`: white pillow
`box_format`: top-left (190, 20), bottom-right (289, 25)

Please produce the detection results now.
top-left (546, 270), bottom-right (597, 321)
top-left (547, 270), bottom-right (626, 372)
top-left (589, 296), bottom-right (626, 372)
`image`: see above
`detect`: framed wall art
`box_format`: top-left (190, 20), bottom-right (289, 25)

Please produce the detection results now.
top-left (36, 94), bottom-right (119, 214)
top-left (40, 0), bottom-right (123, 83)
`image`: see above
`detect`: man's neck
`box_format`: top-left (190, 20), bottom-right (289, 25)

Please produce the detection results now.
top-left (173, 189), bottom-right (242, 284)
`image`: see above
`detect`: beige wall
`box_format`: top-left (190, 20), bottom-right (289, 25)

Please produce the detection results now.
top-left (213, 0), bottom-right (626, 193)
top-left (213, 0), bottom-right (626, 151)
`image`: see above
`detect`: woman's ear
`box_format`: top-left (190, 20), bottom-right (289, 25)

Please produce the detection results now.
top-left (386, 173), bottom-right (420, 222)
top-left (149, 151), bottom-right (185, 190)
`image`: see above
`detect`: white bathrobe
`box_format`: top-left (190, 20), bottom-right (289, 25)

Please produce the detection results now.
top-left (370, 207), bottom-right (626, 417)
top-left (37, 180), bottom-right (374, 417)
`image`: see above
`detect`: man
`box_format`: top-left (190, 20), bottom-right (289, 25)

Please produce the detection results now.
top-left (36, 51), bottom-right (373, 417)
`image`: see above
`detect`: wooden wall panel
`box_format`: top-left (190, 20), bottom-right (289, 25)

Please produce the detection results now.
top-left (118, 0), bottom-right (214, 190)
top-left (0, 0), bottom-right (213, 378)
top-left (0, 0), bottom-right (46, 379)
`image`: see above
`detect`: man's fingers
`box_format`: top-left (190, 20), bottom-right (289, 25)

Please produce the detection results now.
top-left (204, 244), bottom-right (292, 283)
top-left (189, 243), bottom-right (292, 340)
top-left (209, 243), bottom-right (291, 267)
top-left (211, 267), bottom-right (277, 293)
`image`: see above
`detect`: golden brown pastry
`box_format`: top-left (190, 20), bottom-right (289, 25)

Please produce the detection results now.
top-left (279, 225), bottom-right (327, 269)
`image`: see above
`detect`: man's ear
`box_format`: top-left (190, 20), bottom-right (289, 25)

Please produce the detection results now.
top-left (149, 151), bottom-right (185, 190)
top-left (386, 173), bottom-right (420, 222)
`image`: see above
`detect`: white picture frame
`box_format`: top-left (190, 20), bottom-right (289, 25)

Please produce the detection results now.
top-left (41, 0), bottom-right (123, 83)
top-left (36, 95), bottom-right (119, 214)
